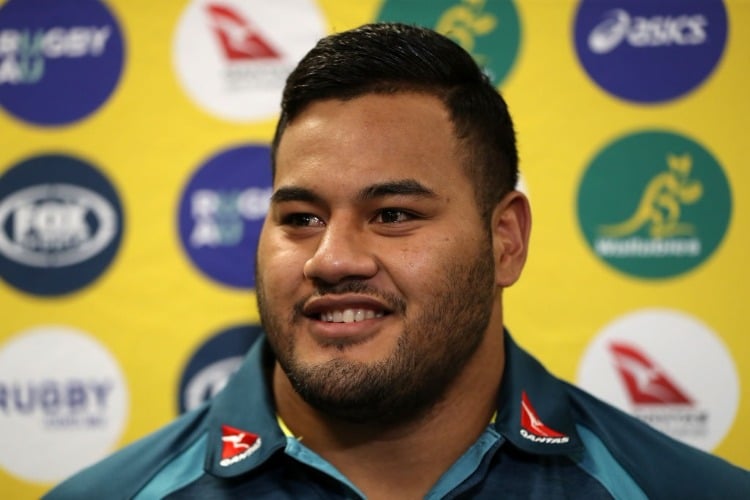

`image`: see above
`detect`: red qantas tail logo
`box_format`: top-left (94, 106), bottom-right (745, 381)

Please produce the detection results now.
top-left (610, 342), bottom-right (692, 405)
top-left (520, 391), bottom-right (568, 441)
top-left (220, 425), bottom-right (261, 466)
top-left (207, 4), bottom-right (280, 61)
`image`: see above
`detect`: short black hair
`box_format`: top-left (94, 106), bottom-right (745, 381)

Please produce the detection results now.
top-left (271, 22), bottom-right (518, 220)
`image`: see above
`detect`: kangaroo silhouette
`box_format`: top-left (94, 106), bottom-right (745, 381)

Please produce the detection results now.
top-left (598, 154), bottom-right (703, 239)
top-left (436, 0), bottom-right (497, 65)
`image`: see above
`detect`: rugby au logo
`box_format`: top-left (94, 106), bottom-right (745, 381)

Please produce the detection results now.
top-left (0, 183), bottom-right (117, 268)
top-left (0, 0), bottom-right (125, 125)
top-left (177, 144), bottom-right (272, 289)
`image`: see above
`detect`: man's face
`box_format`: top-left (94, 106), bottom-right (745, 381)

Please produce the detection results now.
top-left (256, 92), bottom-right (498, 424)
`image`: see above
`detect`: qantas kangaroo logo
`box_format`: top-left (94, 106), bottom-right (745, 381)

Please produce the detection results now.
top-left (220, 425), bottom-right (262, 466)
top-left (610, 342), bottom-right (693, 405)
top-left (206, 4), bottom-right (280, 61)
top-left (519, 391), bottom-right (569, 444)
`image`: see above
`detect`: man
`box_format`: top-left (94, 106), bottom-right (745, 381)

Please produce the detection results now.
top-left (46, 23), bottom-right (749, 499)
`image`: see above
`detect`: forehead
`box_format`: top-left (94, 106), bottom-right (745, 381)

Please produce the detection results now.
top-left (274, 93), bottom-right (471, 195)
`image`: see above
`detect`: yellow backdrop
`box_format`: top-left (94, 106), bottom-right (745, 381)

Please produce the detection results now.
top-left (0, 1), bottom-right (747, 497)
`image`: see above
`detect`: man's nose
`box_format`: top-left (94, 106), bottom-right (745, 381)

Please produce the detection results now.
top-left (303, 220), bottom-right (378, 284)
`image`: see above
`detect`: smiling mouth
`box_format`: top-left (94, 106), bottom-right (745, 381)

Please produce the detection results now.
top-left (319, 309), bottom-right (386, 323)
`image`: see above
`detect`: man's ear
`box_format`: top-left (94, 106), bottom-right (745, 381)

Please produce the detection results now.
top-left (491, 190), bottom-right (531, 287)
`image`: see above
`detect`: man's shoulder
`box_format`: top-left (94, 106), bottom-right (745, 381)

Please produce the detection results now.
top-left (564, 382), bottom-right (750, 499)
top-left (43, 404), bottom-right (212, 500)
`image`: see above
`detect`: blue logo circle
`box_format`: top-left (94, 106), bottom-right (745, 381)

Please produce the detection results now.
top-left (574, 0), bottom-right (727, 103)
top-left (0, 154), bottom-right (125, 296)
top-left (0, 0), bottom-right (125, 125)
top-left (178, 324), bottom-right (263, 414)
top-left (177, 144), bottom-right (272, 289)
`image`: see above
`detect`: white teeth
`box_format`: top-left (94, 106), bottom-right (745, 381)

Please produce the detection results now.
top-left (320, 309), bottom-right (384, 323)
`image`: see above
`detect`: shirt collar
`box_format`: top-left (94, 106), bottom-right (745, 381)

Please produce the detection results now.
top-left (493, 331), bottom-right (584, 456)
top-left (204, 337), bottom-right (287, 477)
top-left (203, 330), bottom-right (584, 477)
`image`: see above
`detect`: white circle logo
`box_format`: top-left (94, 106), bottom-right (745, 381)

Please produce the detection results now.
top-left (0, 326), bottom-right (128, 483)
top-left (173, 0), bottom-right (326, 122)
top-left (576, 309), bottom-right (739, 451)
top-left (0, 184), bottom-right (118, 268)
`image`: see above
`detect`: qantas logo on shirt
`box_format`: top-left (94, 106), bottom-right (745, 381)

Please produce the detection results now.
top-left (519, 391), bottom-right (570, 444)
top-left (206, 4), bottom-right (280, 61)
top-left (610, 342), bottom-right (693, 405)
top-left (219, 424), bottom-right (262, 466)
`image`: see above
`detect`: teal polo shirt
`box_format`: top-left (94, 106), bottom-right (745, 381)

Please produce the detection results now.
top-left (45, 332), bottom-right (750, 499)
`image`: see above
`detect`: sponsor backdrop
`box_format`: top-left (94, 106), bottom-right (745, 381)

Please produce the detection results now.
top-left (0, 0), bottom-right (747, 496)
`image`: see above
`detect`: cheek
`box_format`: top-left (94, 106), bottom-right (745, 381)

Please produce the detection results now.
top-left (389, 236), bottom-right (463, 285)
top-left (255, 224), bottom-right (273, 270)
top-left (257, 233), bottom-right (309, 296)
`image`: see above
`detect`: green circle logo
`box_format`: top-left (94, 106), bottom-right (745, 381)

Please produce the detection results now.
top-left (377, 0), bottom-right (521, 86)
top-left (577, 130), bottom-right (732, 279)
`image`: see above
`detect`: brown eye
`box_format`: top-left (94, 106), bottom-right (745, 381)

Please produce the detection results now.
top-left (282, 213), bottom-right (325, 227)
top-left (375, 209), bottom-right (413, 224)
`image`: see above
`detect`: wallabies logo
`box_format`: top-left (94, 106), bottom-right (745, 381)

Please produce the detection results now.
top-left (434, 0), bottom-right (498, 68)
top-left (577, 131), bottom-right (731, 279)
top-left (598, 154), bottom-right (703, 239)
top-left (377, 0), bottom-right (520, 86)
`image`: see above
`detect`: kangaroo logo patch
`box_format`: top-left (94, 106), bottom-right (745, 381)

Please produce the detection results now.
top-left (577, 130), bottom-right (731, 279)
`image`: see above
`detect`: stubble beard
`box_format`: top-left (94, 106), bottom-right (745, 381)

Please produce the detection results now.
top-left (257, 239), bottom-right (496, 427)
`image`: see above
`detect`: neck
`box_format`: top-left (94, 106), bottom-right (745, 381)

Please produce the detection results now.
top-left (273, 311), bottom-right (506, 499)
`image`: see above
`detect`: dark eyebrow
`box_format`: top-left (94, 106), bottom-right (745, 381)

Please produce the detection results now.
top-left (357, 179), bottom-right (437, 201)
top-left (270, 186), bottom-right (322, 204)
top-left (271, 180), bottom-right (437, 205)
